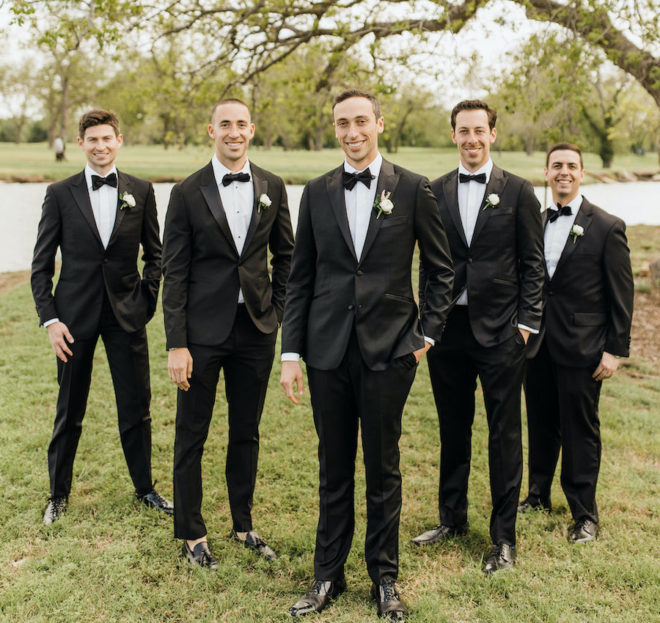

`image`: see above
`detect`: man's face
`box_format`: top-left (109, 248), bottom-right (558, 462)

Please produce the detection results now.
top-left (208, 102), bottom-right (255, 169)
top-left (545, 149), bottom-right (584, 204)
top-left (77, 124), bottom-right (122, 174)
top-left (451, 109), bottom-right (496, 172)
top-left (333, 97), bottom-right (384, 170)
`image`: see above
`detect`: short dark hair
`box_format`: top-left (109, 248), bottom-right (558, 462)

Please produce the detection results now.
top-left (546, 142), bottom-right (583, 168)
top-left (450, 100), bottom-right (497, 130)
top-left (78, 109), bottom-right (120, 139)
top-left (210, 98), bottom-right (251, 122)
top-left (333, 89), bottom-right (381, 119)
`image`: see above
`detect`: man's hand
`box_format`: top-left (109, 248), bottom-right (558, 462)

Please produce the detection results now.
top-left (280, 361), bottom-right (304, 405)
top-left (168, 348), bottom-right (193, 391)
top-left (592, 352), bottom-right (619, 381)
top-left (47, 322), bottom-right (74, 362)
top-left (413, 341), bottom-right (432, 362)
top-left (519, 328), bottom-right (530, 344)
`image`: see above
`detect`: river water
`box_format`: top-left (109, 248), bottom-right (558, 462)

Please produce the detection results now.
top-left (1, 182), bottom-right (659, 273)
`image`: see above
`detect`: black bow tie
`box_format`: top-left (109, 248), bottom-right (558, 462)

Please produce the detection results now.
top-left (546, 204), bottom-right (573, 223)
top-left (459, 172), bottom-right (487, 184)
top-left (222, 172), bottom-right (251, 186)
top-left (91, 172), bottom-right (117, 190)
top-left (343, 168), bottom-right (374, 190)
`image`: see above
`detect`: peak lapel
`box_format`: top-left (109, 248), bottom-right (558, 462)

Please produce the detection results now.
top-left (243, 168), bottom-right (266, 255)
top-left (471, 165), bottom-right (506, 244)
top-left (107, 170), bottom-right (128, 247)
top-left (442, 170), bottom-right (467, 248)
top-left (70, 171), bottom-right (103, 247)
top-left (199, 163), bottom-right (239, 256)
top-left (552, 197), bottom-right (593, 281)
top-left (359, 159), bottom-right (400, 263)
top-left (327, 165), bottom-right (357, 261)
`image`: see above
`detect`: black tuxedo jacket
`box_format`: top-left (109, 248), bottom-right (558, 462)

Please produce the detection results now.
top-left (162, 161), bottom-right (294, 349)
top-left (281, 159), bottom-right (454, 371)
top-left (425, 165), bottom-right (545, 347)
top-left (31, 170), bottom-right (161, 338)
top-left (527, 197), bottom-right (633, 367)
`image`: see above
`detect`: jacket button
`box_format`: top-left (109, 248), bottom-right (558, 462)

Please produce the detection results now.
top-left (548, 290), bottom-right (554, 296)
top-left (356, 270), bottom-right (363, 276)
top-left (467, 257), bottom-right (472, 263)
top-left (103, 258), bottom-right (108, 264)
top-left (348, 304), bottom-right (355, 310)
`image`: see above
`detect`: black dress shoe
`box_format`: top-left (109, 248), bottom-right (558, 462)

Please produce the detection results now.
top-left (371, 581), bottom-right (408, 620)
top-left (517, 497), bottom-right (551, 514)
top-left (290, 577), bottom-right (346, 617)
top-left (181, 541), bottom-right (219, 570)
top-left (43, 496), bottom-right (67, 525)
top-left (483, 543), bottom-right (516, 574)
top-left (137, 489), bottom-right (174, 515)
top-left (569, 518), bottom-right (598, 543)
top-left (230, 529), bottom-right (277, 560)
top-left (411, 523), bottom-right (468, 546)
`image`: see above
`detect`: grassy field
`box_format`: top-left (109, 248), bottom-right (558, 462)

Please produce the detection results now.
top-left (0, 230), bottom-right (658, 622)
top-left (1, 142), bottom-right (658, 186)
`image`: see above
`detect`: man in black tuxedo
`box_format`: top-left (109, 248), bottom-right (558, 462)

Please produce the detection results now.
top-left (280, 89), bottom-right (454, 619)
top-left (518, 143), bottom-right (633, 542)
top-left (31, 109), bottom-right (171, 525)
top-left (162, 98), bottom-right (294, 569)
top-left (413, 100), bottom-right (545, 573)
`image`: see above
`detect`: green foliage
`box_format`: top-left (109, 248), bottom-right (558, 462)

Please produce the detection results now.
top-left (0, 226), bottom-right (659, 621)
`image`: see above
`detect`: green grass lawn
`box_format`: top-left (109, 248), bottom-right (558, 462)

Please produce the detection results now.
top-left (0, 230), bottom-right (658, 622)
top-left (1, 142), bottom-right (658, 185)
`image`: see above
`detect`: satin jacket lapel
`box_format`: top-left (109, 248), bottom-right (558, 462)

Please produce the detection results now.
top-left (243, 170), bottom-right (266, 255)
top-left (541, 209), bottom-right (551, 283)
top-left (70, 171), bottom-right (103, 247)
top-left (359, 159), bottom-right (400, 264)
top-left (327, 165), bottom-right (357, 261)
top-left (199, 163), bottom-right (239, 256)
top-left (471, 165), bottom-right (506, 244)
top-left (551, 197), bottom-right (593, 281)
top-left (443, 169), bottom-right (468, 248)
top-left (107, 170), bottom-right (128, 247)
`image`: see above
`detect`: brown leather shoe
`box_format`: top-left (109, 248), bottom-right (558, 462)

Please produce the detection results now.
top-left (290, 577), bottom-right (346, 617)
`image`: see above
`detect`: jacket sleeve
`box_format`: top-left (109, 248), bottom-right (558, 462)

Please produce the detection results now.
top-left (30, 184), bottom-right (61, 325)
top-left (268, 179), bottom-right (295, 323)
top-left (140, 182), bottom-right (162, 321)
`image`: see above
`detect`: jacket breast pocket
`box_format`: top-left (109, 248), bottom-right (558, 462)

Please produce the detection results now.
top-left (491, 207), bottom-right (514, 216)
top-left (573, 312), bottom-right (607, 326)
top-left (380, 216), bottom-right (409, 228)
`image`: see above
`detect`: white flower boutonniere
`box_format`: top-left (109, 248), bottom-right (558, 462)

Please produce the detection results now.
top-left (258, 193), bottom-right (272, 213)
top-left (119, 192), bottom-right (136, 210)
top-left (482, 193), bottom-right (500, 211)
top-left (570, 224), bottom-right (584, 244)
top-left (374, 190), bottom-right (394, 219)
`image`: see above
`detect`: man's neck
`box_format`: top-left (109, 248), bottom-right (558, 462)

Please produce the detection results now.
top-left (87, 163), bottom-right (115, 177)
top-left (553, 192), bottom-right (580, 206)
top-left (217, 155), bottom-right (248, 172)
top-left (346, 151), bottom-right (379, 172)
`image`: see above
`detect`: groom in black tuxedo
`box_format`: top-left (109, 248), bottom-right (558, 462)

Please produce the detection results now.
top-left (162, 98), bottom-right (294, 569)
top-left (519, 143), bottom-right (633, 543)
top-left (413, 100), bottom-right (545, 573)
top-left (280, 89), bottom-right (454, 619)
top-left (31, 109), bottom-right (171, 525)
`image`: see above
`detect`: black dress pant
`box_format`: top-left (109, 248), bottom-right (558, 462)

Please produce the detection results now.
top-left (48, 293), bottom-right (153, 498)
top-left (173, 305), bottom-right (276, 540)
top-left (306, 331), bottom-right (417, 585)
top-left (524, 339), bottom-right (602, 523)
top-left (426, 306), bottom-right (526, 546)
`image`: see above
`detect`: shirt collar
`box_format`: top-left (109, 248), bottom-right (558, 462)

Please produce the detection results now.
top-left (85, 165), bottom-right (118, 189)
top-left (554, 194), bottom-right (583, 212)
top-left (458, 158), bottom-right (493, 181)
top-left (212, 155), bottom-right (251, 185)
top-left (344, 152), bottom-right (383, 177)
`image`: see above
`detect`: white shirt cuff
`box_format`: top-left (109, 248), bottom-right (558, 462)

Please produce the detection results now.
top-left (423, 336), bottom-right (435, 346)
top-left (517, 323), bottom-right (539, 334)
top-left (44, 318), bottom-right (59, 327)
top-left (281, 352), bottom-right (300, 362)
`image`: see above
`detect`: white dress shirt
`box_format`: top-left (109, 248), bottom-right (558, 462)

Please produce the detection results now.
top-left (544, 195), bottom-right (582, 280)
top-left (211, 155), bottom-right (254, 303)
top-left (85, 164), bottom-right (118, 249)
top-left (456, 159), bottom-right (493, 306)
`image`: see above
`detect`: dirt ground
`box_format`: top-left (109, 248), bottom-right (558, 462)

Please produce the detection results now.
top-left (2, 270), bottom-right (658, 363)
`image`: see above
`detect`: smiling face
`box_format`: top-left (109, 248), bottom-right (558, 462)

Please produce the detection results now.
top-left (451, 108), bottom-right (496, 172)
top-left (77, 124), bottom-right (123, 176)
top-left (208, 102), bottom-right (255, 171)
top-left (545, 149), bottom-right (585, 205)
top-left (333, 96), bottom-right (384, 170)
